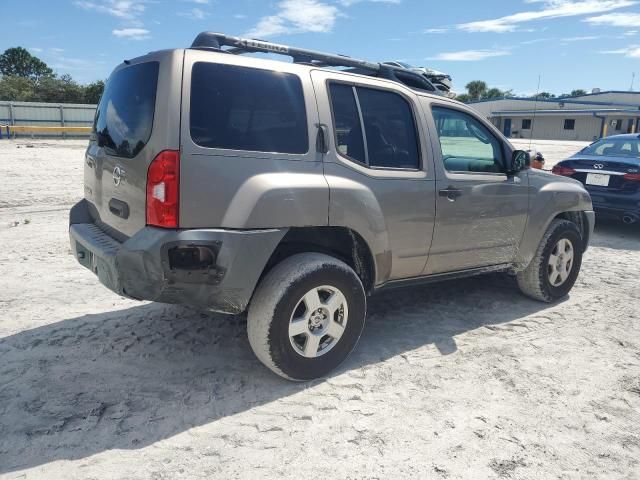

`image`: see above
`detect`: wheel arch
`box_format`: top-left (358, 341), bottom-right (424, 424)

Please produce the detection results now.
top-left (258, 226), bottom-right (377, 295)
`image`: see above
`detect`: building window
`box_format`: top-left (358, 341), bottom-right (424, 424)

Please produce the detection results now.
top-left (521, 119), bottom-right (532, 129)
top-left (564, 119), bottom-right (575, 130)
top-left (614, 119), bottom-right (623, 131)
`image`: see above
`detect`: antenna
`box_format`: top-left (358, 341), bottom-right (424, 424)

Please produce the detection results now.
top-left (631, 72), bottom-right (636, 91)
top-left (529, 75), bottom-right (541, 151)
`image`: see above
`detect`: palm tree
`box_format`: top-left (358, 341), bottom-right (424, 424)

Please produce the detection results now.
top-left (465, 81), bottom-right (488, 101)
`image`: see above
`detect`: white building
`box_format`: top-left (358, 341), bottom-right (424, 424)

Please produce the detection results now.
top-left (467, 91), bottom-right (640, 142)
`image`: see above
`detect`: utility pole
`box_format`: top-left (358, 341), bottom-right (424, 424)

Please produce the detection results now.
top-left (631, 72), bottom-right (636, 92)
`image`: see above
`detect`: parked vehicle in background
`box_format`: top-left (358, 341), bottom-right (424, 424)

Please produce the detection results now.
top-left (552, 134), bottom-right (640, 224)
top-left (383, 61), bottom-right (453, 97)
top-left (69, 32), bottom-right (595, 381)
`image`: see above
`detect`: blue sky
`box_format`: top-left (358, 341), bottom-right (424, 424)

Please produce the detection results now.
top-left (2, 0), bottom-right (640, 95)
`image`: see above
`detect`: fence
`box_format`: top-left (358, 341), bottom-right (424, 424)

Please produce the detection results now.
top-left (0, 101), bottom-right (97, 138)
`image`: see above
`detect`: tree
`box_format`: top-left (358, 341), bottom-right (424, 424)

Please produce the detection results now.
top-left (455, 93), bottom-right (471, 103)
top-left (465, 80), bottom-right (488, 101)
top-left (570, 89), bottom-right (587, 97)
top-left (35, 74), bottom-right (84, 103)
top-left (0, 47), bottom-right (53, 79)
top-left (0, 75), bottom-right (36, 101)
top-left (535, 92), bottom-right (555, 99)
top-left (84, 80), bottom-right (105, 104)
top-left (485, 88), bottom-right (505, 99)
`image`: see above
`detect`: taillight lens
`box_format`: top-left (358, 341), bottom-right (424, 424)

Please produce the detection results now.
top-left (552, 165), bottom-right (576, 176)
top-left (623, 173), bottom-right (640, 182)
top-left (146, 150), bottom-right (179, 228)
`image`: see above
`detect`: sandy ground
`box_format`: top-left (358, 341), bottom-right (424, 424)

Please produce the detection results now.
top-left (0, 139), bottom-right (639, 479)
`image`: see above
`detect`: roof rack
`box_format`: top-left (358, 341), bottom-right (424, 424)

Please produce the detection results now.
top-left (190, 32), bottom-right (437, 93)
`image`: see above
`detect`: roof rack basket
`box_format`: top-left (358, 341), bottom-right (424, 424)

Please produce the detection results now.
top-left (190, 32), bottom-right (437, 93)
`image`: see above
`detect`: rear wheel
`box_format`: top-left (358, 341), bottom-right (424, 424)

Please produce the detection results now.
top-left (516, 219), bottom-right (583, 302)
top-left (247, 253), bottom-right (366, 381)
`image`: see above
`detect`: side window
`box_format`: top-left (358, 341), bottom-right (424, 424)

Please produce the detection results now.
top-left (356, 87), bottom-right (420, 169)
top-left (190, 63), bottom-right (308, 154)
top-left (432, 106), bottom-right (505, 174)
top-left (328, 83), bottom-right (420, 170)
top-left (328, 83), bottom-right (366, 164)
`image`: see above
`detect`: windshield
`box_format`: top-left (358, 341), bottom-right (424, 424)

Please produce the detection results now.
top-left (581, 138), bottom-right (640, 159)
top-left (94, 62), bottom-right (159, 158)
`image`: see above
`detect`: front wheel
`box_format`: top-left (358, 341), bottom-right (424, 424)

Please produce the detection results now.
top-left (247, 253), bottom-right (366, 381)
top-left (516, 219), bottom-right (583, 302)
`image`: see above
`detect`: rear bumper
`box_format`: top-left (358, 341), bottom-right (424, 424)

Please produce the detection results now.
top-left (589, 190), bottom-right (640, 217)
top-left (69, 200), bottom-right (286, 314)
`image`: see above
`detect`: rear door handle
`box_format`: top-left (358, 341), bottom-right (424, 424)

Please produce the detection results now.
top-left (439, 187), bottom-right (462, 200)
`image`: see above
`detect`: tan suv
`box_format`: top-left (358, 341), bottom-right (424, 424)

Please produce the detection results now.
top-left (69, 32), bottom-right (595, 380)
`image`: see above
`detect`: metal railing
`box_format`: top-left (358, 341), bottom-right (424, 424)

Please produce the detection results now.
top-left (0, 101), bottom-right (96, 138)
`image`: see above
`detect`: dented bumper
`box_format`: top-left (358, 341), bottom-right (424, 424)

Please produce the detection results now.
top-left (69, 200), bottom-right (286, 314)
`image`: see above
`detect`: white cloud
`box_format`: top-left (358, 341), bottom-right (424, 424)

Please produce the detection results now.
top-left (427, 49), bottom-right (511, 61)
top-left (584, 12), bottom-right (640, 26)
top-left (246, 0), bottom-right (340, 38)
top-left (561, 35), bottom-right (600, 40)
top-left (182, 0), bottom-right (209, 3)
top-left (29, 47), bottom-right (43, 53)
top-left (424, 28), bottom-right (448, 33)
top-left (112, 28), bottom-right (151, 40)
top-left (600, 44), bottom-right (640, 55)
top-left (338, 0), bottom-right (400, 5)
top-left (624, 29), bottom-right (639, 34)
top-left (74, 0), bottom-right (147, 20)
top-left (179, 7), bottom-right (208, 20)
top-left (457, 0), bottom-right (636, 33)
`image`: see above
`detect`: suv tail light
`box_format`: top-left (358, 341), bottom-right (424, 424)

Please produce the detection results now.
top-left (623, 172), bottom-right (640, 182)
top-left (552, 165), bottom-right (576, 176)
top-left (146, 150), bottom-right (180, 228)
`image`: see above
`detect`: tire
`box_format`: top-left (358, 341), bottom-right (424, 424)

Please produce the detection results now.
top-left (247, 253), bottom-right (366, 381)
top-left (516, 219), bottom-right (583, 302)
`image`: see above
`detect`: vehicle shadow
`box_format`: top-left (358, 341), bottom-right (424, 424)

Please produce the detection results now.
top-left (0, 273), bottom-right (556, 474)
top-left (590, 217), bottom-right (640, 251)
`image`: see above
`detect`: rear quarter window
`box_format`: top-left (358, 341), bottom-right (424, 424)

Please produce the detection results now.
top-left (190, 63), bottom-right (308, 154)
top-left (94, 61), bottom-right (159, 159)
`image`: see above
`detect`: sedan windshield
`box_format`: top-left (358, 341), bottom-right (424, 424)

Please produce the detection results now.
top-left (581, 138), bottom-right (640, 159)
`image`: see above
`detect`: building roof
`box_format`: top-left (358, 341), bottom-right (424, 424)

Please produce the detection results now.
top-left (491, 108), bottom-right (640, 117)
top-left (468, 94), bottom-right (640, 108)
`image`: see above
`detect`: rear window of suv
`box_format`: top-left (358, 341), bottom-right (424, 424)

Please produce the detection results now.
top-left (190, 62), bottom-right (308, 154)
top-left (94, 61), bottom-right (159, 158)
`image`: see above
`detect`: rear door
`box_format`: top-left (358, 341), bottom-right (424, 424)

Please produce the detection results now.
top-left (84, 50), bottom-right (182, 238)
top-left (311, 70), bottom-right (436, 282)
top-left (423, 102), bottom-right (529, 274)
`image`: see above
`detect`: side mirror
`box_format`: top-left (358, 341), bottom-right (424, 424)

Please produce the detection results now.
top-left (510, 150), bottom-right (530, 173)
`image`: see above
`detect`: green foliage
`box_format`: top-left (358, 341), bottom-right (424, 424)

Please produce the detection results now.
top-left (535, 92), bottom-right (555, 99)
top-left (570, 89), bottom-right (587, 97)
top-left (456, 81), bottom-right (513, 103)
top-left (0, 47), bottom-right (53, 79)
top-left (465, 80), bottom-right (488, 101)
top-left (0, 47), bottom-right (104, 104)
top-left (0, 76), bottom-right (36, 101)
top-left (83, 80), bottom-right (105, 104)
